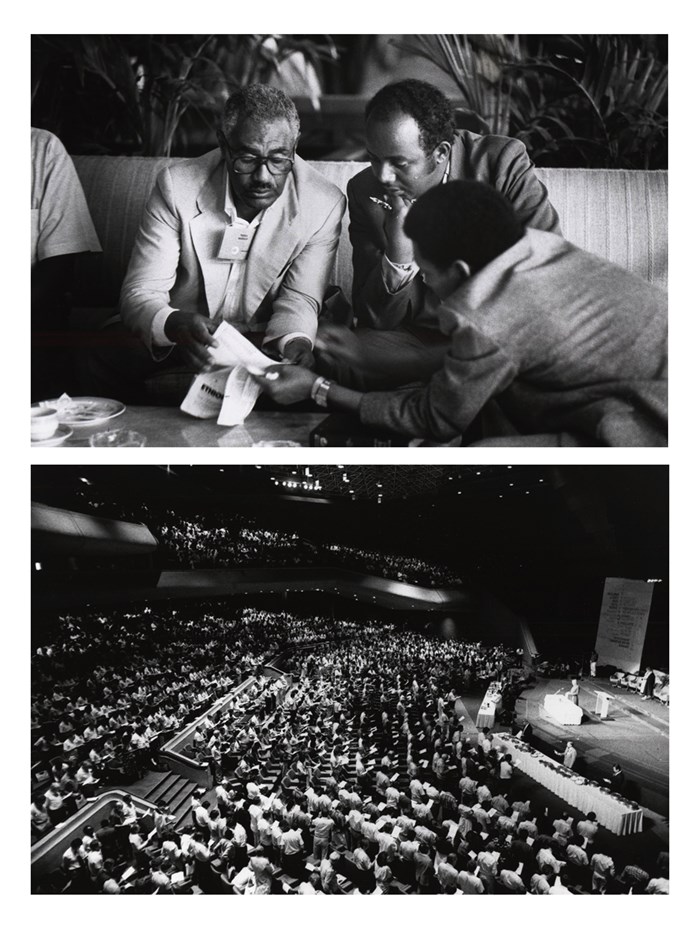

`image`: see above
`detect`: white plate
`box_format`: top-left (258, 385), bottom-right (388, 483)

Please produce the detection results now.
top-left (35, 396), bottom-right (126, 428)
top-left (31, 423), bottom-right (73, 447)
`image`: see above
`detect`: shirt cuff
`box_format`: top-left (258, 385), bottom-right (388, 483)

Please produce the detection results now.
top-left (151, 306), bottom-right (177, 348)
top-left (265, 332), bottom-right (314, 356)
top-left (382, 253), bottom-right (419, 293)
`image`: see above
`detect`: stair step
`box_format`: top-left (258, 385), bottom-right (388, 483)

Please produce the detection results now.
top-left (173, 790), bottom-right (199, 827)
top-left (144, 772), bottom-right (179, 804)
top-left (170, 782), bottom-right (198, 813)
top-left (159, 776), bottom-right (196, 808)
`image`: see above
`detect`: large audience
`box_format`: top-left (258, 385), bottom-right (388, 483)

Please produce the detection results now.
top-left (66, 483), bottom-right (463, 586)
top-left (318, 543), bottom-right (462, 586)
top-left (31, 607), bottom-right (668, 895)
top-left (31, 605), bottom-right (340, 838)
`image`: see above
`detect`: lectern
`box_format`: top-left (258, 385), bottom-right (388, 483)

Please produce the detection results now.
top-left (594, 690), bottom-right (612, 719)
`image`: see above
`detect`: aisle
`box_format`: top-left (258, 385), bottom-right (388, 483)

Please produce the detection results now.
top-left (454, 696), bottom-right (479, 736)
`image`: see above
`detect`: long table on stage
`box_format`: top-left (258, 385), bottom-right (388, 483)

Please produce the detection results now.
top-left (544, 693), bottom-right (583, 725)
top-left (492, 732), bottom-right (643, 836)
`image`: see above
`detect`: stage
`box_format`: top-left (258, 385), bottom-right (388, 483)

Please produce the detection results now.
top-left (515, 675), bottom-right (669, 816)
top-left (457, 673), bottom-right (669, 872)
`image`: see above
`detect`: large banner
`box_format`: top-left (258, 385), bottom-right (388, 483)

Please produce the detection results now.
top-left (594, 577), bottom-right (654, 673)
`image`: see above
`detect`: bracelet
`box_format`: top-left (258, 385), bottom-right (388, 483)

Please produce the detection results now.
top-left (310, 376), bottom-right (324, 402)
top-left (310, 376), bottom-right (332, 408)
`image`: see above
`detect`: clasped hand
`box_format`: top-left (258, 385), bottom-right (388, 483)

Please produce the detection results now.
top-left (380, 190), bottom-right (416, 266)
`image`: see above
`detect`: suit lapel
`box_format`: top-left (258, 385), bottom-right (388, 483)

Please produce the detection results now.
top-left (190, 161), bottom-right (232, 317)
top-left (242, 171), bottom-right (300, 324)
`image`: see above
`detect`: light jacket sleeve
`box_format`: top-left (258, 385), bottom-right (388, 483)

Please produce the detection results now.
top-left (119, 165), bottom-right (183, 347)
top-left (263, 192), bottom-right (346, 346)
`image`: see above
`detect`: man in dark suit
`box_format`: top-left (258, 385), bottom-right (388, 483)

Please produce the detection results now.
top-left (318, 78), bottom-right (560, 389)
top-left (256, 181), bottom-right (667, 447)
top-left (640, 668), bottom-right (657, 700)
top-left (609, 764), bottom-right (627, 794)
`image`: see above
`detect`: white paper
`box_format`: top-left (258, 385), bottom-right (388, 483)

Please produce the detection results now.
top-left (208, 322), bottom-right (276, 374)
top-left (180, 322), bottom-right (276, 426)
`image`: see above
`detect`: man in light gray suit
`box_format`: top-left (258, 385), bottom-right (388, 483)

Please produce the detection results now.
top-left (92, 84), bottom-right (345, 401)
top-left (256, 181), bottom-right (667, 447)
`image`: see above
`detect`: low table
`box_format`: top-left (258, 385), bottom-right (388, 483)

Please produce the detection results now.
top-left (39, 406), bottom-right (329, 448)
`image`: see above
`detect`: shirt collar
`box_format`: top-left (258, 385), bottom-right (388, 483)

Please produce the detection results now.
top-left (222, 170), bottom-right (272, 227)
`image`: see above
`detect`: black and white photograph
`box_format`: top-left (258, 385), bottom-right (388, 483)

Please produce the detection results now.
top-left (30, 465), bottom-right (669, 897)
top-left (19, 16), bottom-right (689, 919)
top-left (30, 33), bottom-right (668, 447)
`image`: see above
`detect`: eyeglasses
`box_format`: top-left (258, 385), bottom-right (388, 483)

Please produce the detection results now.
top-left (224, 147), bottom-right (295, 176)
top-left (232, 154), bottom-right (295, 175)
top-left (219, 131), bottom-right (296, 175)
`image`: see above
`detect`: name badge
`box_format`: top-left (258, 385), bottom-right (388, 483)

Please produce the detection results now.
top-left (217, 219), bottom-right (257, 261)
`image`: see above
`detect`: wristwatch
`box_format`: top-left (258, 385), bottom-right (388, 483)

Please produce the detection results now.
top-left (310, 376), bottom-right (332, 408)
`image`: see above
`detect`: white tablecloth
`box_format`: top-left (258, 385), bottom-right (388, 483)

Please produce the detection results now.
top-left (544, 693), bottom-right (583, 725)
top-left (476, 683), bottom-right (501, 729)
top-left (492, 733), bottom-right (643, 836)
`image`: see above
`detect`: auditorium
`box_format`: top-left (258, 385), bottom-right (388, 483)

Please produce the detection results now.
top-left (30, 464), bottom-right (669, 896)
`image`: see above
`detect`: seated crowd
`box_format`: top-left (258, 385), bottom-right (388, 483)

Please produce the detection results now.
top-left (65, 482), bottom-right (464, 586)
top-left (319, 543), bottom-right (462, 587)
top-left (32, 612), bottom-right (668, 895)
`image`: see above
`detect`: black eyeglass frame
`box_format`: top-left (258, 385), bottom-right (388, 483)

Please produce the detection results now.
top-left (220, 135), bottom-right (296, 176)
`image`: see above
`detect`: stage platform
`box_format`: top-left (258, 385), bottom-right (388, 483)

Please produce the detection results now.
top-left (516, 676), bottom-right (668, 817)
top-left (460, 675), bottom-right (669, 874)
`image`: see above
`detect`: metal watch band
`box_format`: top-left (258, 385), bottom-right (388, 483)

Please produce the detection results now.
top-left (310, 376), bottom-right (325, 402)
top-left (311, 377), bottom-right (332, 408)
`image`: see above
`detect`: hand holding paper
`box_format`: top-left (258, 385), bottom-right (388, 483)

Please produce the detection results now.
top-left (180, 321), bottom-right (277, 426)
top-left (205, 322), bottom-right (276, 375)
top-left (252, 364), bottom-right (317, 405)
top-left (164, 312), bottom-right (219, 371)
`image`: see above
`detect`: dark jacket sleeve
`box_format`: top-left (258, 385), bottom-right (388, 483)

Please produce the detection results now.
top-left (492, 138), bottom-right (561, 234)
top-left (348, 174), bottom-right (421, 329)
top-left (358, 325), bottom-right (518, 442)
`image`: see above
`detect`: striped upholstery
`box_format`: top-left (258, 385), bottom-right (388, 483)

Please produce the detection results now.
top-left (72, 155), bottom-right (668, 312)
top-left (536, 167), bottom-right (668, 290)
